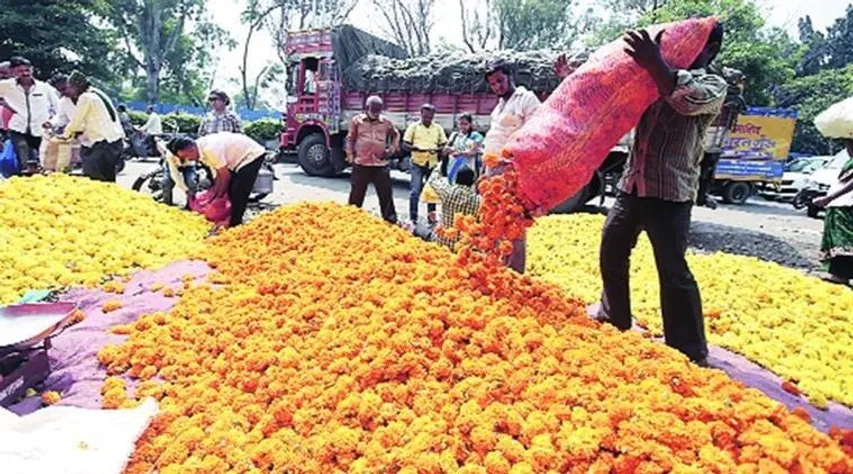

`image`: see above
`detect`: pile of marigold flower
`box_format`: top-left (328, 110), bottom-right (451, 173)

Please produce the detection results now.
top-left (0, 174), bottom-right (210, 304)
top-left (98, 202), bottom-right (851, 473)
top-left (528, 214), bottom-right (853, 409)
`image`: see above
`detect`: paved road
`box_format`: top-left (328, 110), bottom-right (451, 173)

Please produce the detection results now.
top-left (118, 160), bottom-right (824, 268)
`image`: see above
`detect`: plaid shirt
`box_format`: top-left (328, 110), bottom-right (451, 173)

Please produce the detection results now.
top-left (428, 172), bottom-right (481, 249)
top-left (198, 110), bottom-right (243, 136)
top-left (619, 69), bottom-right (727, 202)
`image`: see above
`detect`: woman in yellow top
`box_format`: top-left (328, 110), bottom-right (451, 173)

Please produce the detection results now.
top-left (166, 132), bottom-right (266, 226)
top-left (403, 104), bottom-right (447, 226)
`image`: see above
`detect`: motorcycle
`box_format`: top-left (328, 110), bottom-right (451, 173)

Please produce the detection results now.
top-left (132, 148), bottom-right (277, 205)
top-left (792, 186), bottom-right (826, 218)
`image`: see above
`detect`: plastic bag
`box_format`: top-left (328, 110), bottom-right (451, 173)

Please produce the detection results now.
top-left (0, 398), bottom-right (158, 474)
top-left (0, 139), bottom-right (18, 177)
top-left (189, 189), bottom-right (231, 227)
top-left (814, 97), bottom-right (853, 139)
top-left (421, 182), bottom-right (440, 204)
top-left (41, 139), bottom-right (60, 171)
top-left (502, 17), bottom-right (719, 213)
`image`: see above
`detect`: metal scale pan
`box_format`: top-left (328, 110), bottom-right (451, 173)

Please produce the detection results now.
top-left (0, 302), bottom-right (78, 407)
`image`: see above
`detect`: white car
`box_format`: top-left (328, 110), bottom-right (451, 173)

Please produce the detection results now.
top-left (795, 150), bottom-right (850, 217)
top-left (759, 157), bottom-right (827, 201)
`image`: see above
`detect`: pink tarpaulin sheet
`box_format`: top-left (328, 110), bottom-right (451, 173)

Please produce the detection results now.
top-left (8, 260), bottom-right (211, 416)
top-left (8, 261), bottom-right (853, 433)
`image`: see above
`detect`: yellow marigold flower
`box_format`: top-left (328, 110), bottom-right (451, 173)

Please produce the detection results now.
top-left (0, 175), bottom-right (208, 304)
top-left (41, 390), bottom-right (61, 406)
top-left (101, 299), bottom-right (123, 313)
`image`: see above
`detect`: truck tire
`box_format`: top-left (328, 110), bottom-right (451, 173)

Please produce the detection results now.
top-left (722, 182), bottom-right (751, 205)
top-left (297, 133), bottom-right (334, 177)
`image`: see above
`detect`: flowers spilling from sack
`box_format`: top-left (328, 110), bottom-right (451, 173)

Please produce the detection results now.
top-left (527, 214), bottom-right (853, 409)
top-left (0, 174), bottom-right (210, 304)
top-left (95, 195), bottom-right (851, 473)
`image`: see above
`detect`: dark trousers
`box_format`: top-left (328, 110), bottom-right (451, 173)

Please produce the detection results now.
top-left (348, 164), bottom-right (397, 224)
top-left (9, 131), bottom-right (41, 173)
top-left (829, 256), bottom-right (853, 280)
top-left (162, 163), bottom-right (200, 206)
top-left (82, 140), bottom-right (124, 182)
top-left (228, 156), bottom-right (264, 227)
top-left (409, 163), bottom-right (436, 223)
top-left (696, 153), bottom-right (719, 206)
top-left (599, 192), bottom-right (708, 362)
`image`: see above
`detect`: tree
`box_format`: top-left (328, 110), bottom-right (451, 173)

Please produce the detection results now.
top-left (639, 0), bottom-right (797, 106)
top-left (0, 0), bottom-right (119, 80)
top-left (797, 6), bottom-right (853, 76)
top-left (774, 65), bottom-right (853, 155)
top-left (587, 0), bottom-right (669, 46)
top-left (102, 0), bottom-right (230, 104)
top-left (494, 0), bottom-right (592, 50)
top-left (457, 0), bottom-right (594, 52)
top-left (239, 0), bottom-right (358, 110)
top-left (459, 0), bottom-right (493, 53)
top-left (373, 0), bottom-right (435, 56)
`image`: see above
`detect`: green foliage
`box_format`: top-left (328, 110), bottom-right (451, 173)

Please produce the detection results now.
top-left (638, 0), bottom-right (797, 106)
top-left (775, 66), bottom-right (853, 156)
top-left (161, 113), bottom-right (203, 135)
top-left (128, 110), bottom-right (149, 127)
top-left (100, 0), bottom-right (233, 103)
top-left (494, 0), bottom-right (592, 50)
top-left (797, 6), bottom-right (853, 76)
top-left (0, 0), bottom-right (119, 80)
top-left (244, 119), bottom-right (283, 142)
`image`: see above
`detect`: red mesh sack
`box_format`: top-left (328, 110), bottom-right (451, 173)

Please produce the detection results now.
top-left (189, 190), bottom-right (232, 227)
top-left (502, 17), bottom-right (719, 213)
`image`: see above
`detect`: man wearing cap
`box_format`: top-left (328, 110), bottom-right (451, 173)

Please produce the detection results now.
top-left (199, 90), bottom-right (242, 136)
top-left (62, 71), bottom-right (125, 182)
top-left (403, 104), bottom-right (448, 226)
top-left (0, 56), bottom-right (59, 173)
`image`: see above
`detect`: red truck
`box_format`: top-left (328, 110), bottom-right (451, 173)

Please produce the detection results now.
top-left (280, 26), bottom-right (559, 176)
top-left (281, 26), bottom-right (742, 211)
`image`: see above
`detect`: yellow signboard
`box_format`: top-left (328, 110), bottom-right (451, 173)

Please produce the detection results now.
top-left (723, 108), bottom-right (797, 161)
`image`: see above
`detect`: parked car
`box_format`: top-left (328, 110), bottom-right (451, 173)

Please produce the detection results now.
top-left (792, 150), bottom-right (850, 218)
top-left (758, 156), bottom-right (827, 201)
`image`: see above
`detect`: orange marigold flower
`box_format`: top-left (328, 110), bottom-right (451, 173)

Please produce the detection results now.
top-left (41, 390), bottom-right (61, 406)
top-left (102, 299), bottom-right (123, 313)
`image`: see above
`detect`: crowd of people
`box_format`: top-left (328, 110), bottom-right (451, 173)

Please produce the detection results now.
top-left (0, 58), bottom-right (267, 226)
top-left (3, 21), bottom-right (853, 369)
top-left (345, 23), bottom-right (746, 367)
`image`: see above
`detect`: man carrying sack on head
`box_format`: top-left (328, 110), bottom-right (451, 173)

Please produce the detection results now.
top-left (62, 71), bottom-right (125, 182)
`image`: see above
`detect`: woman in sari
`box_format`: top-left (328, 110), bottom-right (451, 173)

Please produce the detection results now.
top-left (443, 113), bottom-right (484, 183)
top-left (814, 139), bottom-right (853, 284)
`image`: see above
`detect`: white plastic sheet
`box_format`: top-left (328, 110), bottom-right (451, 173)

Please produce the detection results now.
top-left (0, 398), bottom-right (158, 474)
top-left (815, 96), bottom-right (853, 139)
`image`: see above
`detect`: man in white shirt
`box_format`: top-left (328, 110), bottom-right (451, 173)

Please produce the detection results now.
top-left (141, 105), bottom-right (163, 135)
top-left (0, 57), bottom-right (58, 173)
top-left (167, 132), bottom-right (266, 226)
top-left (63, 71), bottom-right (125, 182)
top-left (481, 58), bottom-right (570, 273)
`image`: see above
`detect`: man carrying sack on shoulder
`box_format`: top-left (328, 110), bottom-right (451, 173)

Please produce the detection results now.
top-left (62, 71), bottom-right (125, 182)
top-left (595, 25), bottom-right (728, 367)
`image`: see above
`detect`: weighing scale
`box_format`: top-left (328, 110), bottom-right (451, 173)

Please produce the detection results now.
top-left (0, 302), bottom-right (78, 407)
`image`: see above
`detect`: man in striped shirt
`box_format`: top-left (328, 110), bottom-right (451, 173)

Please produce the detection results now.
top-left (596, 24), bottom-right (728, 367)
